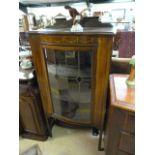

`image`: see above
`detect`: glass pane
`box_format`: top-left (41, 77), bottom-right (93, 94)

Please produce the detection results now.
top-left (44, 48), bottom-right (92, 122)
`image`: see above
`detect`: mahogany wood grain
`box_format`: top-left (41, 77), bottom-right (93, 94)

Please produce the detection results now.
top-left (92, 36), bottom-right (113, 127)
top-left (29, 35), bottom-right (54, 115)
top-left (39, 35), bottom-right (98, 45)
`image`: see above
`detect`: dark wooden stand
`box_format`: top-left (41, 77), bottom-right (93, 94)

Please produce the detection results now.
top-left (19, 68), bottom-right (49, 141)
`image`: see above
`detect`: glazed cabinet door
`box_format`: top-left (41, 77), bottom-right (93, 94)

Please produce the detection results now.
top-left (44, 48), bottom-right (94, 124)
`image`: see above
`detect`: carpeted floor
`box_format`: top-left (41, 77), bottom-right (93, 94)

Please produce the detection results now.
top-left (19, 125), bottom-right (105, 155)
top-left (20, 144), bottom-right (43, 155)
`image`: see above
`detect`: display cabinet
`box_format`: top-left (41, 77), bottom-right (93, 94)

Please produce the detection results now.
top-left (28, 28), bottom-right (115, 129)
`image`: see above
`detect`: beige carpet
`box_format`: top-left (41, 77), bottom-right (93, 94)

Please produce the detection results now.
top-left (19, 125), bottom-right (105, 155)
top-left (20, 144), bottom-right (43, 155)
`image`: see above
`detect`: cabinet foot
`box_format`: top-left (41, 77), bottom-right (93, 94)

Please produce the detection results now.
top-left (92, 127), bottom-right (99, 136)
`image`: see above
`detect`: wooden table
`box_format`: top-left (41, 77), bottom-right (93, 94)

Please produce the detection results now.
top-left (104, 74), bottom-right (135, 155)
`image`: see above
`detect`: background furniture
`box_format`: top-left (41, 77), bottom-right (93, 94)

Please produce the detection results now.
top-left (28, 28), bottom-right (114, 131)
top-left (104, 74), bottom-right (135, 155)
top-left (110, 57), bottom-right (131, 74)
top-left (113, 31), bottom-right (135, 58)
top-left (19, 68), bottom-right (48, 140)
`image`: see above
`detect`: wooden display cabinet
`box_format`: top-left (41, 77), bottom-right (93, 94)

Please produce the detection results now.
top-left (28, 28), bottom-right (115, 129)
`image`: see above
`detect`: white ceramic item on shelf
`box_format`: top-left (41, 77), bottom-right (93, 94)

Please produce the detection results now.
top-left (70, 23), bottom-right (83, 32)
top-left (20, 59), bottom-right (32, 69)
top-left (19, 71), bottom-right (34, 80)
top-left (19, 50), bottom-right (32, 59)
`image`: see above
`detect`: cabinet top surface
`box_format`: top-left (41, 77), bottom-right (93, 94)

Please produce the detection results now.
top-left (110, 74), bottom-right (135, 112)
top-left (28, 27), bottom-right (116, 36)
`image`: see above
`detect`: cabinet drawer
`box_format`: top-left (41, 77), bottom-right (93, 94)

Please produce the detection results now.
top-left (123, 113), bottom-right (135, 134)
top-left (119, 132), bottom-right (135, 154)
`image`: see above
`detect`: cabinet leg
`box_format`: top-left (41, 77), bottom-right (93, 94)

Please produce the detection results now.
top-left (92, 127), bottom-right (99, 136)
top-left (46, 117), bottom-right (52, 137)
top-left (48, 117), bottom-right (57, 137)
